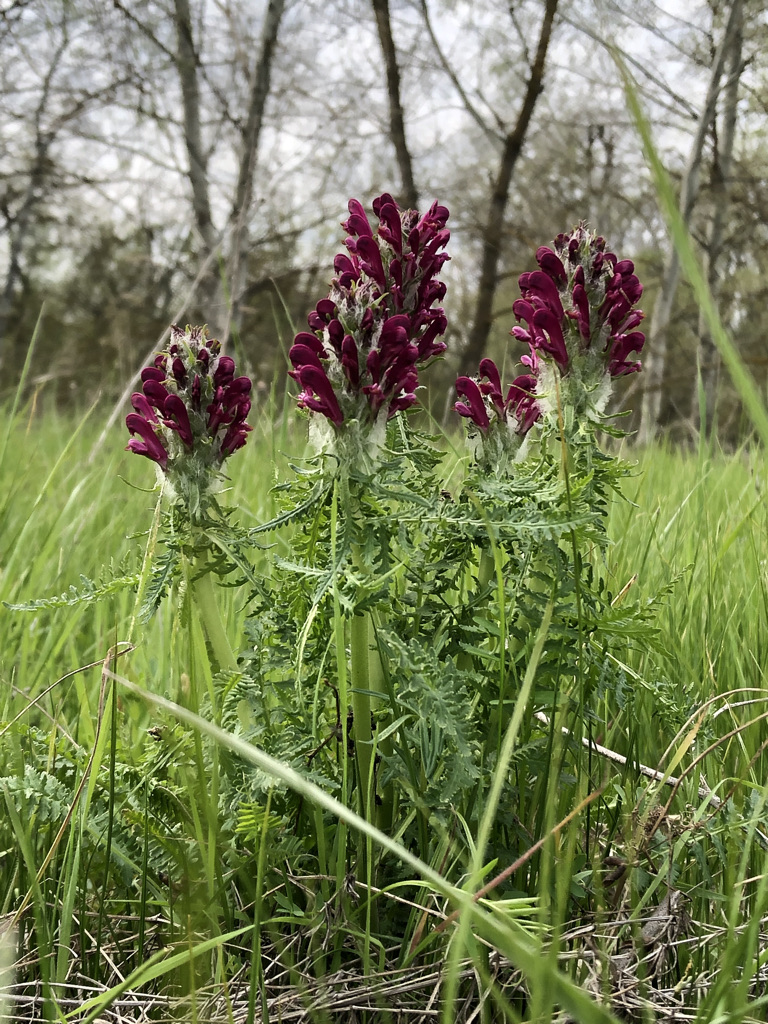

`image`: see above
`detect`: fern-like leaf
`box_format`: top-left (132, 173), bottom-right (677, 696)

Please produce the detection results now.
top-left (140, 547), bottom-right (181, 622)
top-left (4, 573), bottom-right (139, 612)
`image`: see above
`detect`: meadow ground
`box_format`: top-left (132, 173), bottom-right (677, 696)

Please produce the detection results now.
top-left (1, 404), bottom-right (768, 1022)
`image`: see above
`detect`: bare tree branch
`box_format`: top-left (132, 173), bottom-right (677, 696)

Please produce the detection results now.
top-left (112, 0), bottom-right (241, 131)
top-left (222, 0), bottom-right (285, 341)
top-left (111, 0), bottom-right (177, 63)
top-left (0, 15), bottom-right (70, 352)
top-left (372, 0), bottom-right (418, 209)
top-left (638, 0), bottom-right (743, 444)
top-left (560, 11), bottom-right (700, 121)
top-left (173, 0), bottom-right (217, 263)
top-left (419, 0), bottom-right (504, 146)
top-left (460, 0), bottom-right (559, 375)
top-left (507, 2), bottom-right (532, 69)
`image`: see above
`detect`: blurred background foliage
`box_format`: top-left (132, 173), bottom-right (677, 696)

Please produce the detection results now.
top-left (1, 0), bottom-right (766, 441)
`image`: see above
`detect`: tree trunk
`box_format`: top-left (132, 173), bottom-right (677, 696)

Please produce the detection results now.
top-left (221, 0), bottom-right (285, 343)
top-left (372, 0), bottom-right (418, 210)
top-left (459, 0), bottom-right (558, 377)
top-left (173, 0), bottom-right (219, 315)
top-left (0, 29), bottom-right (66, 362)
top-left (0, 146), bottom-right (48, 354)
top-left (692, 0), bottom-right (743, 434)
top-left (637, 0), bottom-right (743, 445)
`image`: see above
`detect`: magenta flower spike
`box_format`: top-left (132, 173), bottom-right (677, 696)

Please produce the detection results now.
top-left (126, 324), bottom-right (252, 514)
top-left (510, 224), bottom-right (645, 421)
top-left (455, 358), bottom-right (540, 471)
top-left (289, 194), bottom-right (450, 457)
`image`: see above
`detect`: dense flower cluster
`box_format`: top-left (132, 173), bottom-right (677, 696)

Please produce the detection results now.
top-left (456, 226), bottom-right (645, 468)
top-left (289, 194), bottom-right (450, 435)
top-left (126, 325), bottom-right (252, 509)
top-left (455, 359), bottom-right (540, 469)
top-left (511, 225), bottom-right (645, 380)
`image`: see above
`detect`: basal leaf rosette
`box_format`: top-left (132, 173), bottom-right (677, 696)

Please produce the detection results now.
top-left (126, 324), bottom-right (252, 517)
top-left (511, 224), bottom-right (645, 424)
top-left (289, 193), bottom-right (450, 467)
top-left (455, 358), bottom-right (540, 472)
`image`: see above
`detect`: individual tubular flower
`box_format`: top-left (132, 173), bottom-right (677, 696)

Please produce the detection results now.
top-left (289, 194), bottom-right (450, 450)
top-left (455, 358), bottom-right (540, 471)
top-left (126, 324), bottom-right (252, 513)
top-left (511, 224), bottom-right (645, 420)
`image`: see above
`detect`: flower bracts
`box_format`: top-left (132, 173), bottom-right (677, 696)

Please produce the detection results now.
top-left (126, 325), bottom-right (252, 511)
top-left (289, 194), bottom-right (450, 433)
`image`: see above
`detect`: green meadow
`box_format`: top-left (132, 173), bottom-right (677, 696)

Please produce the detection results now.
top-left (0, 1), bottom-right (763, 1017)
top-left (1, 400), bottom-right (768, 1023)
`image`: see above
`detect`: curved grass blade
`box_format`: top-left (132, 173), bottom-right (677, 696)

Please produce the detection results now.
top-left (107, 666), bottom-right (623, 1024)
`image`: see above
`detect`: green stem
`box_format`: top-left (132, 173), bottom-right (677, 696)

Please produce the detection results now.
top-left (476, 543), bottom-right (509, 760)
top-left (478, 547), bottom-right (495, 590)
top-left (458, 544), bottom-right (497, 677)
top-left (350, 612), bottom-right (374, 820)
top-left (367, 615), bottom-right (394, 833)
top-left (192, 563), bottom-right (238, 675)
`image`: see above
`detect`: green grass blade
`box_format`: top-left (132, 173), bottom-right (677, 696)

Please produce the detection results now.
top-left (0, 308), bottom-right (43, 477)
top-left (615, 54), bottom-right (768, 447)
top-left (108, 668), bottom-right (624, 1024)
top-left (65, 924), bottom-right (254, 1023)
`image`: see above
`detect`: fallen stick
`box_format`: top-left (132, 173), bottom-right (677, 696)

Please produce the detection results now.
top-left (533, 711), bottom-right (768, 850)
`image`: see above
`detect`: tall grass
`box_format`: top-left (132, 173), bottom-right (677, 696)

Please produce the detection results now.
top-left (1, 399), bottom-right (767, 1021)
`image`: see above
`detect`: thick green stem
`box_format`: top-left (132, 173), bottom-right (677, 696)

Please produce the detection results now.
top-left (350, 609), bottom-right (381, 943)
top-left (192, 564), bottom-right (238, 675)
top-left (367, 612), bottom-right (394, 832)
top-left (350, 612), bottom-right (374, 820)
top-left (478, 547), bottom-right (496, 589)
top-left (349, 534), bottom-right (389, 825)
top-left (457, 546), bottom-right (497, 674)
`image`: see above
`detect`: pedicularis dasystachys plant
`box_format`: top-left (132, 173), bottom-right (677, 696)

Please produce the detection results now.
top-left (512, 224), bottom-right (645, 422)
top-left (48, 200), bottom-right (661, 944)
top-left (512, 226), bottom-right (644, 381)
top-left (454, 225), bottom-right (645, 473)
top-left (123, 324), bottom-right (254, 673)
